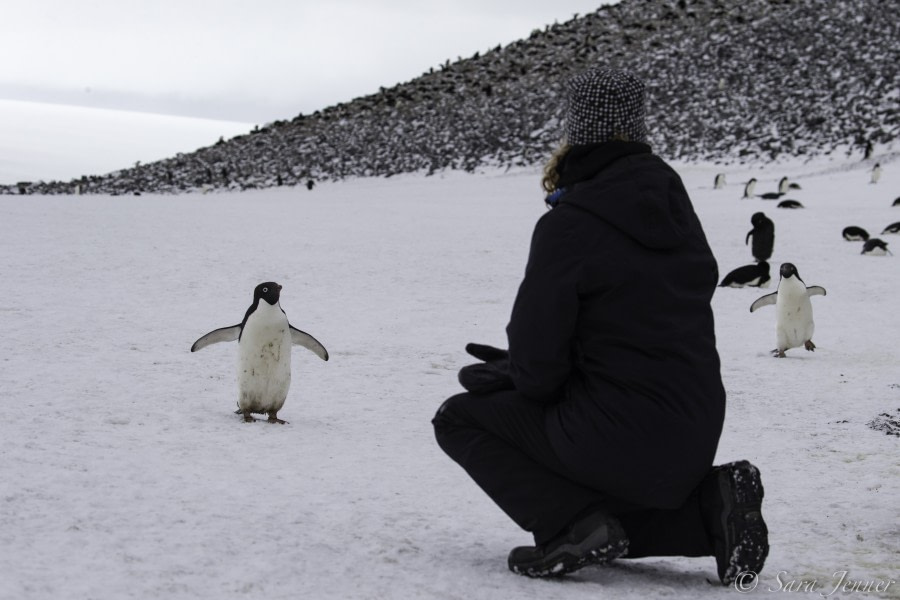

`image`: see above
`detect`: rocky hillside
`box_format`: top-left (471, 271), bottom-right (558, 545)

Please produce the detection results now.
top-left (7, 0), bottom-right (898, 195)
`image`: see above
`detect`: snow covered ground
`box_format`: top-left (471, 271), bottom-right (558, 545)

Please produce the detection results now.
top-left (1, 152), bottom-right (898, 599)
top-left (0, 99), bottom-right (252, 185)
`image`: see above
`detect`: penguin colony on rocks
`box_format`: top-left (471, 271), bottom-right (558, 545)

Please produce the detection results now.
top-left (191, 282), bottom-right (329, 423)
top-left (4, 0), bottom-right (896, 196)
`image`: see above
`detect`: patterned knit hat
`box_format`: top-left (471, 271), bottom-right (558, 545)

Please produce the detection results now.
top-left (564, 68), bottom-right (648, 145)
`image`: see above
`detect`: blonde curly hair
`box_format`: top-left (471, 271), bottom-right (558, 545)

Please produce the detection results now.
top-left (541, 132), bottom-right (632, 193)
top-left (541, 143), bottom-right (571, 193)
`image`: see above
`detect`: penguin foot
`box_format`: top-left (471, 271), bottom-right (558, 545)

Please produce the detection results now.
top-left (804, 340), bottom-right (816, 352)
top-left (242, 411), bottom-right (258, 423)
top-left (267, 414), bottom-right (288, 425)
top-left (771, 349), bottom-right (786, 358)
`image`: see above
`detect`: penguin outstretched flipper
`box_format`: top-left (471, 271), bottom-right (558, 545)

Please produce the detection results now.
top-left (806, 286), bottom-right (826, 298)
top-left (191, 325), bottom-right (241, 352)
top-left (290, 325), bottom-right (329, 361)
top-left (749, 292), bottom-right (777, 312)
top-left (750, 285), bottom-right (825, 312)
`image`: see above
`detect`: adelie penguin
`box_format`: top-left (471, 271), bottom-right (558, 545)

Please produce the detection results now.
top-left (842, 226), bottom-right (869, 241)
top-left (746, 212), bottom-right (774, 261)
top-left (750, 263), bottom-right (826, 358)
top-left (861, 238), bottom-right (892, 256)
top-left (870, 163), bottom-right (882, 184)
top-left (720, 261), bottom-right (771, 288)
top-left (741, 178), bottom-right (758, 199)
top-left (777, 199), bottom-right (803, 209)
top-left (881, 222), bottom-right (900, 235)
top-left (714, 173), bottom-right (726, 189)
top-left (779, 176), bottom-right (801, 193)
top-left (191, 282), bottom-right (329, 423)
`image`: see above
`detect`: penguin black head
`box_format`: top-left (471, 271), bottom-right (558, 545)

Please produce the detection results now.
top-left (779, 263), bottom-right (800, 280)
top-left (254, 282), bottom-right (282, 306)
top-left (751, 212), bottom-right (767, 227)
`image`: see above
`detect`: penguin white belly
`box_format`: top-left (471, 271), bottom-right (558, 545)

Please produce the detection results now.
top-left (237, 303), bottom-right (292, 414)
top-left (775, 283), bottom-right (814, 351)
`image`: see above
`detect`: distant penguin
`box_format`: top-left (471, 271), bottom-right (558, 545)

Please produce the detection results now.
top-left (778, 177), bottom-right (790, 195)
top-left (759, 190), bottom-right (784, 200)
top-left (746, 212), bottom-right (775, 261)
top-left (870, 163), bottom-right (882, 184)
top-left (861, 238), bottom-right (892, 256)
top-left (842, 226), bottom-right (869, 241)
top-left (864, 140), bottom-right (874, 160)
top-left (881, 222), bottom-right (900, 235)
top-left (777, 199), bottom-right (804, 209)
top-left (191, 282), bottom-right (329, 423)
top-left (750, 263), bottom-right (826, 358)
top-left (720, 261), bottom-right (771, 288)
top-left (742, 178), bottom-right (757, 199)
top-left (714, 173), bottom-right (726, 189)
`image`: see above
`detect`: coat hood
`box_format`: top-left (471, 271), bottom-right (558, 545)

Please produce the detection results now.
top-left (557, 142), bottom-right (694, 250)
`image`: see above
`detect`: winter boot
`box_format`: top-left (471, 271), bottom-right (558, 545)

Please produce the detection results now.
top-left (508, 509), bottom-right (629, 578)
top-left (700, 460), bottom-right (769, 586)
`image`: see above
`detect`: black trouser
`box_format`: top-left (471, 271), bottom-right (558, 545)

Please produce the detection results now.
top-left (432, 390), bottom-right (713, 557)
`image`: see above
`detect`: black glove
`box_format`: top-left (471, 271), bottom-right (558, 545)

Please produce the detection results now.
top-left (458, 343), bottom-right (514, 394)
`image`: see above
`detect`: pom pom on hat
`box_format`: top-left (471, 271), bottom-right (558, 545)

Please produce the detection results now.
top-left (564, 68), bottom-right (648, 145)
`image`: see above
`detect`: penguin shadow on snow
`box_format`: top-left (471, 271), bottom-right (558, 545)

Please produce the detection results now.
top-left (749, 263), bottom-right (826, 358)
top-left (190, 282), bottom-right (329, 424)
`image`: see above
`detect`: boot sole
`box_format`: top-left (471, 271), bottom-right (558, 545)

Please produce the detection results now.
top-left (718, 461), bottom-right (769, 585)
top-left (511, 524), bottom-right (629, 578)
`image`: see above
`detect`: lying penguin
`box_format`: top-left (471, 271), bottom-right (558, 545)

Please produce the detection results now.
top-left (842, 226), bottom-right (869, 241)
top-left (720, 261), bottom-right (771, 288)
top-left (750, 263), bottom-right (826, 358)
top-left (191, 282), bottom-right (329, 423)
top-left (861, 238), bottom-right (892, 256)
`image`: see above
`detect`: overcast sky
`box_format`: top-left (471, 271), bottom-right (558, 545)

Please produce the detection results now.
top-left (0, 1), bottom-right (617, 125)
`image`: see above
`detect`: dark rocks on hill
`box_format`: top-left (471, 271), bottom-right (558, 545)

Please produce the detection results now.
top-left (7, 0), bottom-right (898, 195)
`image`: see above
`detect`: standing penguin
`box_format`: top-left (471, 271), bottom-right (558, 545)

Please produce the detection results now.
top-left (742, 178), bottom-right (757, 199)
top-left (870, 163), bottom-right (882, 184)
top-left (778, 177), bottom-right (790, 195)
top-left (714, 173), bottom-right (726, 189)
top-left (746, 212), bottom-right (775, 261)
top-left (191, 282), bottom-right (329, 423)
top-left (750, 263), bottom-right (826, 358)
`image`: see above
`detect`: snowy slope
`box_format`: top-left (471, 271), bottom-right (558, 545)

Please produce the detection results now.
top-left (0, 154), bottom-right (898, 599)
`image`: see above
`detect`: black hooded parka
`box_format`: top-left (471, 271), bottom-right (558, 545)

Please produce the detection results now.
top-left (506, 141), bottom-right (726, 510)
